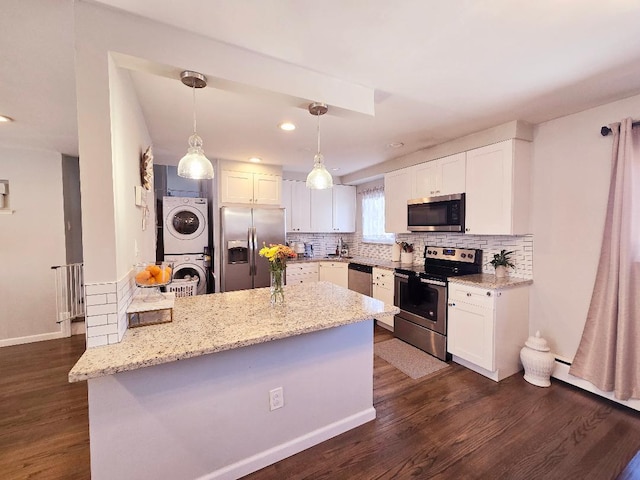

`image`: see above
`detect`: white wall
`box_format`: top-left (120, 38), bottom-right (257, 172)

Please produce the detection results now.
top-left (530, 92), bottom-right (640, 360)
top-left (0, 146), bottom-right (66, 342)
top-left (73, 0), bottom-right (366, 295)
top-left (108, 58), bottom-right (155, 277)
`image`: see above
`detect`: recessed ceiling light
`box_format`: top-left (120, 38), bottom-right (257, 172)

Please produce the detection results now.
top-left (248, 157), bottom-right (262, 163)
top-left (0, 115), bottom-right (14, 123)
top-left (386, 142), bottom-right (404, 148)
top-left (331, 168), bottom-right (341, 172)
top-left (279, 122), bottom-right (296, 131)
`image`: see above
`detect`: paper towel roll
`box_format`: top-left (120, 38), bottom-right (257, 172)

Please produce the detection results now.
top-left (392, 242), bottom-right (401, 262)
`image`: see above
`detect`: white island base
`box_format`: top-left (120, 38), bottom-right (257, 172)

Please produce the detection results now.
top-left (88, 321), bottom-right (374, 480)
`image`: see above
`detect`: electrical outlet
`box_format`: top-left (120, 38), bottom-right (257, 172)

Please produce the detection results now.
top-left (269, 387), bottom-right (284, 411)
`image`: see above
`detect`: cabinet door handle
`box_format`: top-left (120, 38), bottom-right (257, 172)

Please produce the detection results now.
top-left (466, 292), bottom-right (471, 297)
top-left (486, 292), bottom-right (492, 297)
top-left (448, 302), bottom-right (455, 307)
top-left (465, 228), bottom-right (470, 232)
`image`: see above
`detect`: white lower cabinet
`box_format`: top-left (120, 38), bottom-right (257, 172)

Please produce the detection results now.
top-left (285, 262), bottom-right (318, 285)
top-left (318, 262), bottom-right (348, 288)
top-left (447, 282), bottom-right (529, 382)
top-left (372, 267), bottom-right (395, 330)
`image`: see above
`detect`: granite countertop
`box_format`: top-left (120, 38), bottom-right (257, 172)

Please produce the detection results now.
top-left (448, 274), bottom-right (533, 289)
top-left (288, 255), bottom-right (405, 271)
top-left (69, 281), bottom-right (399, 383)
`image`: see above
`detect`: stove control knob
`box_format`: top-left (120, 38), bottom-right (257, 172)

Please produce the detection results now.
top-left (433, 251), bottom-right (437, 256)
top-left (461, 253), bottom-right (466, 258)
top-left (468, 254), bottom-right (474, 259)
top-left (427, 250), bottom-right (432, 255)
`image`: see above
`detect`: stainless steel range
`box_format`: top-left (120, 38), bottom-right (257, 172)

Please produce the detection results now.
top-left (394, 246), bottom-right (482, 360)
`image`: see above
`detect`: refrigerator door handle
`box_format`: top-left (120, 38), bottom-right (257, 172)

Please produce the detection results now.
top-left (247, 227), bottom-right (254, 276)
top-left (252, 227), bottom-right (258, 276)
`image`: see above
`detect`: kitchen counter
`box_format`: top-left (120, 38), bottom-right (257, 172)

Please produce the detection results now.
top-left (449, 273), bottom-right (533, 289)
top-left (69, 281), bottom-right (398, 382)
top-left (288, 255), bottom-right (405, 271)
top-left (77, 281), bottom-right (397, 479)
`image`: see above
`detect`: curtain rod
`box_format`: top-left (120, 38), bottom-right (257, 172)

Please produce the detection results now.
top-left (600, 120), bottom-right (640, 136)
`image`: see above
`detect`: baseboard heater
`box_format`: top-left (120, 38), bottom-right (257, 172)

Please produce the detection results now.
top-left (552, 358), bottom-right (640, 412)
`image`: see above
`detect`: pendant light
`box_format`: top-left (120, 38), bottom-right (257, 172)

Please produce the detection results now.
top-left (306, 102), bottom-right (333, 189)
top-left (177, 70), bottom-right (214, 180)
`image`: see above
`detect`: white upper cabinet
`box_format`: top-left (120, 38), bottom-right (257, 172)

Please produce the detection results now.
top-left (465, 140), bottom-right (531, 235)
top-left (282, 180), bottom-right (311, 232)
top-left (413, 153), bottom-right (466, 198)
top-left (438, 153), bottom-right (466, 195)
top-left (384, 167), bottom-right (413, 234)
top-left (332, 185), bottom-right (356, 232)
top-left (385, 154), bottom-right (465, 234)
top-left (220, 170), bottom-right (281, 205)
top-left (286, 182), bottom-right (355, 233)
top-left (310, 188), bottom-right (333, 232)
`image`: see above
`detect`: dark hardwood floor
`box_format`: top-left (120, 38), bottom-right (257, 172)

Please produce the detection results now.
top-left (1, 327), bottom-right (638, 479)
top-left (0, 334), bottom-right (89, 479)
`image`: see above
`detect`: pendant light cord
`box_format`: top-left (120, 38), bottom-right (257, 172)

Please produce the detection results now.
top-left (316, 112), bottom-right (321, 156)
top-left (192, 84), bottom-right (197, 135)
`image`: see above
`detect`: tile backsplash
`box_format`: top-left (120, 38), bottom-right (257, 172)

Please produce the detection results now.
top-left (286, 232), bottom-right (533, 279)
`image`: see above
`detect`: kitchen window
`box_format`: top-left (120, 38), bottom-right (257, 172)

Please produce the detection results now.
top-left (361, 186), bottom-right (395, 244)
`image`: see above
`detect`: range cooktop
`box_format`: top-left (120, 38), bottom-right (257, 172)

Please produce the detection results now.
top-left (395, 245), bottom-right (483, 280)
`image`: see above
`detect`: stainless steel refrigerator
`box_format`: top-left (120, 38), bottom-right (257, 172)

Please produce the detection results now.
top-left (220, 206), bottom-right (286, 292)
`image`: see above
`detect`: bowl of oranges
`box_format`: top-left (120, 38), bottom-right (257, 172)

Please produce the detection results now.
top-left (134, 262), bottom-right (174, 302)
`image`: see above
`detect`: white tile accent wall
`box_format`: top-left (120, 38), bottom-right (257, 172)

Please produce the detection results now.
top-left (288, 232), bottom-right (533, 280)
top-left (84, 268), bottom-right (137, 348)
top-left (285, 233), bottom-right (357, 258)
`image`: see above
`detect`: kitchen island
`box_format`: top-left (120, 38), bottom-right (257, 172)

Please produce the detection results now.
top-left (70, 281), bottom-right (398, 480)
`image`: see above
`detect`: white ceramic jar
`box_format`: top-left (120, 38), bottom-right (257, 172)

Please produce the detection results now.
top-left (520, 331), bottom-right (555, 387)
top-left (400, 251), bottom-right (414, 265)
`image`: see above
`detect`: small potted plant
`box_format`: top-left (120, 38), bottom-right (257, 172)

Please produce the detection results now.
top-left (400, 242), bottom-right (414, 265)
top-left (489, 249), bottom-right (515, 278)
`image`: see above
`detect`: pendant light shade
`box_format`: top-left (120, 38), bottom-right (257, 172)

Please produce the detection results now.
top-left (177, 71), bottom-right (214, 180)
top-left (306, 102), bottom-right (333, 189)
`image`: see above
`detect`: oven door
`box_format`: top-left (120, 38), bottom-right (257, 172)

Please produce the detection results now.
top-left (394, 273), bottom-right (447, 335)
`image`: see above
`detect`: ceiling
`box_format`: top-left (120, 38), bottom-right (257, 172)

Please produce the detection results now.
top-left (3, 1), bottom-right (640, 179)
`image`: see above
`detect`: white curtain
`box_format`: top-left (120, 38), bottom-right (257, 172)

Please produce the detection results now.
top-left (569, 118), bottom-right (640, 400)
top-left (361, 187), bottom-right (395, 244)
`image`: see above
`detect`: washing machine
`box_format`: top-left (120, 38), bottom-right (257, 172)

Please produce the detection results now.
top-left (163, 196), bottom-right (209, 254)
top-left (164, 254), bottom-right (207, 295)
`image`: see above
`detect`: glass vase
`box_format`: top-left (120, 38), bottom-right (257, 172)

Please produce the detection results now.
top-left (270, 268), bottom-right (285, 306)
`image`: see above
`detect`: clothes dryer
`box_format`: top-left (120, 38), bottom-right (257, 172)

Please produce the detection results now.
top-left (163, 196), bottom-right (209, 254)
top-left (164, 254), bottom-right (207, 295)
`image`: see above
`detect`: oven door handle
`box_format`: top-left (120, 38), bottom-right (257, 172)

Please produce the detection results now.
top-left (394, 273), bottom-right (410, 280)
top-left (420, 278), bottom-right (447, 287)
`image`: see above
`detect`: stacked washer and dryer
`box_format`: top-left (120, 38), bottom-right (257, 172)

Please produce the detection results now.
top-left (162, 197), bottom-right (209, 295)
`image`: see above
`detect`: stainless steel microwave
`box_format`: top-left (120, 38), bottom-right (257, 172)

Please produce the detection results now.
top-left (407, 193), bottom-right (465, 232)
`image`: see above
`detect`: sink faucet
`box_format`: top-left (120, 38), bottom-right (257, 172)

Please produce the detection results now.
top-left (337, 238), bottom-right (343, 257)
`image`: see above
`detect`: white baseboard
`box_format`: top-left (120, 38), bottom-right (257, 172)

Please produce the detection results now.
top-left (71, 321), bottom-right (86, 336)
top-left (0, 330), bottom-right (65, 348)
top-left (199, 408), bottom-right (377, 480)
top-left (552, 361), bottom-right (640, 412)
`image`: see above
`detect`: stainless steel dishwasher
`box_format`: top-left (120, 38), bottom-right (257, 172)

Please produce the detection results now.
top-left (347, 262), bottom-right (373, 296)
